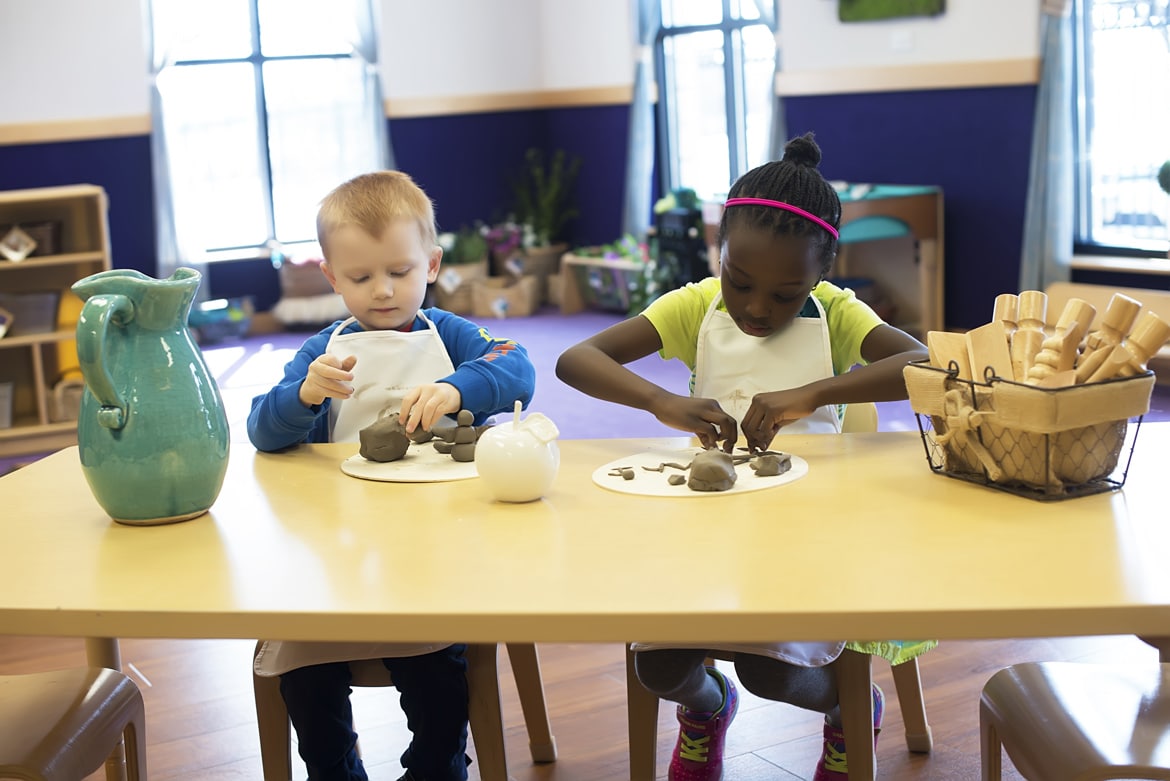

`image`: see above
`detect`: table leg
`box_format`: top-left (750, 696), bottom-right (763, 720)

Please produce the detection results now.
top-left (85, 637), bottom-right (127, 781)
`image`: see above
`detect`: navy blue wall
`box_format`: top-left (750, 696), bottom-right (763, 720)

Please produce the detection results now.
top-left (0, 135), bottom-right (155, 277)
top-left (1, 88), bottom-right (1050, 329)
top-left (786, 84), bottom-right (1038, 329)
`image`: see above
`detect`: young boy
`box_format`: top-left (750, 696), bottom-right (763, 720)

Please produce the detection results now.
top-left (248, 170), bottom-right (536, 781)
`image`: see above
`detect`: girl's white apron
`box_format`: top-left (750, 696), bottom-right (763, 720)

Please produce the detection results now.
top-left (255, 314), bottom-right (458, 676)
top-left (633, 294), bottom-right (846, 667)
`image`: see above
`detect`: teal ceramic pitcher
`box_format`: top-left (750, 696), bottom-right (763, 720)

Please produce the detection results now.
top-left (72, 267), bottom-right (229, 525)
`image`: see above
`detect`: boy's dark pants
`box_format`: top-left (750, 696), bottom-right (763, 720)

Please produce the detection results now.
top-left (280, 644), bottom-right (470, 781)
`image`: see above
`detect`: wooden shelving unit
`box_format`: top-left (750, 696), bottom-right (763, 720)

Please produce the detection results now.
top-left (0, 184), bottom-right (111, 457)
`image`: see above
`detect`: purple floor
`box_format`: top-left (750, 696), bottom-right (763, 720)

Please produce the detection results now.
top-left (5, 305), bottom-right (1170, 475)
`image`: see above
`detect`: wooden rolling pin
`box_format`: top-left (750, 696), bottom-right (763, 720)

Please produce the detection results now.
top-left (1010, 290), bottom-right (1047, 381)
top-left (1026, 297), bottom-right (1096, 385)
top-left (1086, 309), bottom-right (1170, 382)
top-left (1074, 292), bottom-right (1142, 383)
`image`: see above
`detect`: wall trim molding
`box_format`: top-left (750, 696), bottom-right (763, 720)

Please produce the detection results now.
top-left (0, 115), bottom-right (152, 146)
top-left (0, 63), bottom-right (1037, 146)
top-left (776, 58), bottom-right (1040, 96)
top-left (385, 85), bottom-right (634, 118)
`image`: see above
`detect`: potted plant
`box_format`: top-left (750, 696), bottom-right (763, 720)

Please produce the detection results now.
top-left (488, 148), bottom-right (582, 305)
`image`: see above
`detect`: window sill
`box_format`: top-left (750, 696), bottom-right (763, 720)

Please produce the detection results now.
top-left (1071, 254), bottom-right (1170, 277)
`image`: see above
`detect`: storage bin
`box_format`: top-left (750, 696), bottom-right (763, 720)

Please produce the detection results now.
top-left (470, 276), bottom-right (540, 319)
top-left (904, 360), bottom-right (1154, 500)
top-left (0, 381), bottom-right (12, 429)
top-left (0, 292), bottom-right (60, 335)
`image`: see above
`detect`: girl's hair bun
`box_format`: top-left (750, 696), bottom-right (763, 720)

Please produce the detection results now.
top-left (782, 132), bottom-right (822, 169)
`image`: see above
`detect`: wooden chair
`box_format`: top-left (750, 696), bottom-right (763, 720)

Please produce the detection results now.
top-left (252, 642), bottom-right (556, 781)
top-left (0, 666), bottom-right (147, 781)
top-left (626, 402), bottom-right (933, 781)
top-left (980, 661), bottom-right (1170, 780)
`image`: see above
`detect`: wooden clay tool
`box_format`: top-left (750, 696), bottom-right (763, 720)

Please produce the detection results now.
top-left (1010, 289), bottom-right (1047, 381)
top-left (927, 330), bottom-right (972, 379)
top-left (992, 293), bottom-right (1019, 337)
top-left (1074, 292), bottom-right (1142, 383)
top-left (966, 320), bottom-right (1014, 381)
top-left (1087, 309), bottom-right (1170, 382)
top-left (1025, 297), bottom-right (1096, 385)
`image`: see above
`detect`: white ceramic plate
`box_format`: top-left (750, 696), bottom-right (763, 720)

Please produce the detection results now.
top-left (592, 446), bottom-right (808, 497)
top-left (340, 441), bottom-right (480, 482)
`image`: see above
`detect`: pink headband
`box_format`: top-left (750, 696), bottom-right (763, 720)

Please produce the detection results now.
top-left (723, 197), bottom-right (839, 239)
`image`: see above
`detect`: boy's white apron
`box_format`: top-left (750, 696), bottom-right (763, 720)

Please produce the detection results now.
top-left (632, 294), bottom-right (846, 668)
top-left (255, 313), bottom-right (457, 677)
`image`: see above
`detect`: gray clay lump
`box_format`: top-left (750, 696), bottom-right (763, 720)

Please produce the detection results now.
top-left (358, 415), bottom-right (411, 462)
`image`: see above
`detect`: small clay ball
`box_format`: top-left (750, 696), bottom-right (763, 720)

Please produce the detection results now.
top-left (457, 409), bottom-right (474, 426)
top-left (668, 474), bottom-right (686, 486)
top-left (359, 416), bottom-right (411, 462)
top-left (451, 442), bottom-right (476, 462)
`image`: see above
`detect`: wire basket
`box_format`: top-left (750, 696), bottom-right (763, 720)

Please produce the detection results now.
top-left (903, 361), bottom-right (1154, 500)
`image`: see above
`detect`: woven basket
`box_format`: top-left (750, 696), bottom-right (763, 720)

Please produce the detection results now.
top-left (493, 244), bottom-right (567, 304)
top-left (433, 258), bottom-right (489, 314)
top-left (904, 361), bottom-right (1154, 499)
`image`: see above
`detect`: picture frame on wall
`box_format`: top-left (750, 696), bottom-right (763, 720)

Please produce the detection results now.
top-left (839, 0), bottom-right (945, 23)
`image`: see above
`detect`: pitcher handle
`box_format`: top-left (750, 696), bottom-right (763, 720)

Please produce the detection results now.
top-left (77, 293), bottom-right (135, 430)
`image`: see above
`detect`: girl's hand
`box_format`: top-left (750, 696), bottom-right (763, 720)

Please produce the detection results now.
top-left (400, 382), bottom-right (462, 433)
top-left (299, 354), bottom-right (357, 407)
top-left (649, 393), bottom-right (738, 452)
top-left (741, 388), bottom-right (820, 452)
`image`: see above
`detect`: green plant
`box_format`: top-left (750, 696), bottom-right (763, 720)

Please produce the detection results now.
top-left (438, 226), bottom-right (489, 265)
top-left (511, 148), bottom-right (582, 246)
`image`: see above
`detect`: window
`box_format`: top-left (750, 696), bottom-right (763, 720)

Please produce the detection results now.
top-left (656, 0), bottom-right (776, 201)
top-left (149, 0), bottom-right (384, 259)
top-left (1074, 0), bottom-right (1170, 255)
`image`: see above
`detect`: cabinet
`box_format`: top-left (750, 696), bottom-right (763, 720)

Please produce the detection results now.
top-left (0, 185), bottom-right (111, 457)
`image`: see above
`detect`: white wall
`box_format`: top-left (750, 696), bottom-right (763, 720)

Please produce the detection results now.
top-left (2, 0), bottom-right (149, 123)
top-left (781, 0), bottom-right (1039, 71)
top-left (1, 0), bottom-right (1039, 127)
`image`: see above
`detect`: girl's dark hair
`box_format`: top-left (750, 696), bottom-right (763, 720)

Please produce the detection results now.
top-left (718, 132), bottom-right (841, 275)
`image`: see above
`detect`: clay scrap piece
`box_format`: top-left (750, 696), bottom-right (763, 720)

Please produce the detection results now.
top-left (751, 453), bottom-right (792, 477)
top-left (687, 450), bottom-right (737, 492)
top-left (609, 467), bottom-right (636, 480)
top-left (668, 474), bottom-right (686, 486)
top-left (359, 416), bottom-right (411, 462)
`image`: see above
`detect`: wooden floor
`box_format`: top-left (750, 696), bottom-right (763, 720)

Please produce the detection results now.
top-left (2, 633), bottom-right (1164, 780)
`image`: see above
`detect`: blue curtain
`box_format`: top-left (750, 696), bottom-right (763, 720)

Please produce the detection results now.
top-left (1019, 0), bottom-right (1074, 292)
top-left (353, 0), bottom-right (394, 171)
top-left (753, 1), bottom-right (787, 161)
top-left (145, 7), bottom-right (208, 292)
top-left (622, 0), bottom-right (663, 240)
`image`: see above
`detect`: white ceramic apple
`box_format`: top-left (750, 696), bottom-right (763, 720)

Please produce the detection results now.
top-left (476, 400), bottom-right (560, 502)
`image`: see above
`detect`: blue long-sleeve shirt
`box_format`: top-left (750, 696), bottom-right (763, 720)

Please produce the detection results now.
top-left (247, 308), bottom-right (536, 452)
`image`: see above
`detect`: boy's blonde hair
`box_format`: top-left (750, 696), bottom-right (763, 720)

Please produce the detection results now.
top-left (316, 170), bottom-right (437, 257)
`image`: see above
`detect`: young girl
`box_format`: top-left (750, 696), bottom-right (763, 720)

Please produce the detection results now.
top-left (556, 133), bottom-right (933, 781)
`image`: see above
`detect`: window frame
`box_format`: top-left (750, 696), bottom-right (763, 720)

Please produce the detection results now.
top-left (654, 0), bottom-right (773, 199)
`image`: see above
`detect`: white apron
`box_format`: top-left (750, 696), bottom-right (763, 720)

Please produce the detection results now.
top-left (255, 313), bottom-right (458, 677)
top-left (633, 293), bottom-right (845, 668)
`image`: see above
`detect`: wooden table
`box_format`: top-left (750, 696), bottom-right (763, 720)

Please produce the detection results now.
top-left (4, 427), bottom-right (1170, 778)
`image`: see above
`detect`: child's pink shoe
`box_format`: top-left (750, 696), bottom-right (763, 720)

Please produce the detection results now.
top-left (812, 683), bottom-right (884, 781)
top-left (667, 667), bottom-right (739, 781)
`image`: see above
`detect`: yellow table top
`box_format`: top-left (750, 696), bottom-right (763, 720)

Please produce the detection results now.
top-left (4, 428), bottom-right (1170, 645)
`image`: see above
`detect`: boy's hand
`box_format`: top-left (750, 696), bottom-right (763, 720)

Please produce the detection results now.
top-left (650, 394), bottom-right (738, 452)
top-left (400, 383), bottom-right (462, 433)
top-left (741, 388), bottom-right (820, 452)
top-left (299, 354), bottom-right (357, 407)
